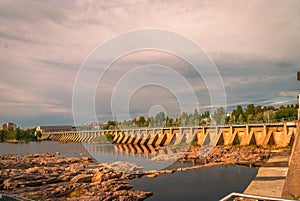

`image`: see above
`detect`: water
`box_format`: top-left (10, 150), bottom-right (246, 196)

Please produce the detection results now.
top-left (0, 141), bottom-right (258, 200)
top-left (129, 165), bottom-right (257, 201)
top-left (0, 141), bottom-right (91, 157)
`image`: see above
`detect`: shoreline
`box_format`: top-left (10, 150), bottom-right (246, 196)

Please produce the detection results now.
top-left (0, 146), bottom-right (291, 200)
top-left (1, 139), bottom-right (45, 143)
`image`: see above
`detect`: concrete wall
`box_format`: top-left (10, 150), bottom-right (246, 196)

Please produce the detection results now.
top-left (41, 122), bottom-right (297, 147)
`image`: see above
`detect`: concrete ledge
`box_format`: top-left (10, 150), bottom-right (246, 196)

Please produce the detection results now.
top-left (244, 167), bottom-right (289, 198)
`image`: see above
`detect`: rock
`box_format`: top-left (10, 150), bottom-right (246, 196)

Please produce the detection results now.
top-left (91, 172), bottom-right (104, 182)
top-left (24, 179), bottom-right (43, 187)
top-left (0, 153), bottom-right (155, 200)
top-left (82, 157), bottom-right (92, 161)
top-left (71, 174), bottom-right (93, 183)
top-left (146, 173), bottom-right (158, 178)
top-left (112, 183), bottom-right (132, 191)
top-left (104, 161), bottom-right (144, 173)
top-left (129, 190), bottom-right (153, 200)
top-left (26, 166), bottom-right (40, 174)
top-left (3, 178), bottom-right (14, 189)
top-left (119, 195), bottom-right (139, 201)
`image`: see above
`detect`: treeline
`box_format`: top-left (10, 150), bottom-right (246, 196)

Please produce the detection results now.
top-left (215, 104), bottom-right (298, 125)
top-left (103, 104), bottom-right (298, 129)
top-left (0, 128), bottom-right (38, 142)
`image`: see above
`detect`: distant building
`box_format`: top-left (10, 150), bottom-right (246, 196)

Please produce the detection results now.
top-left (2, 123), bottom-right (17, 130)
top-left (36, 125), bottom-right (74, 134)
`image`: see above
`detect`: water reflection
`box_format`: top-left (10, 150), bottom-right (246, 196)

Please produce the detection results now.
top-left (0, 141), bottom-right (90, 157)
top-left (83, 143), bottom-right (191, 173)
top-left (129, 165), bottom-right (258, 201)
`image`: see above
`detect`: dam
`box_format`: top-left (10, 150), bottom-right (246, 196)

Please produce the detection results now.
top-left (41, 122), bottom-right (297, 147)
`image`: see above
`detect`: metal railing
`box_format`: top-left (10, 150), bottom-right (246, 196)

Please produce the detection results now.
top-left (0, 192), bottom-right (34, 201)
top-left (219, 192), bottom-right (296, 201)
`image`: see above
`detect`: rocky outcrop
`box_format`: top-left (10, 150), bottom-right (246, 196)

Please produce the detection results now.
top-left (180, 146), bottom-right (274, 167)
top-left (0, 153), bottom-right (152, 200)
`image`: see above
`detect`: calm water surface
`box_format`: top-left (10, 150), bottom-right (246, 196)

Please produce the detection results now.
top-left (0, 141), bottom-right (91, 157)
top-left (129, 165), bottom-right (257, 201)
top-left (0, 141), bottom-right (257, 200)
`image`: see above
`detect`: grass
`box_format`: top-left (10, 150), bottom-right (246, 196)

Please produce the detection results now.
top-left (69, 188), bottom-right (84, 198)
top-left (192, 141), bottom-right (200, 147)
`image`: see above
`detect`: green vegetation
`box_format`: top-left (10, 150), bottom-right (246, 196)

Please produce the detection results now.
top-left (192, 141), bottom-right (200, 147)
top-left (103, 120), bottom-right (117, 130)
top-left (101, 104), bottom-right (298, 129)
top-left (105, 133), bottom-right (114, 142)
top-left (0, 128), bottom-right (38, 142)
top-left (69, 188), bottom-right (84, 198)
top-left (227, 104), bottom-right (298, 124)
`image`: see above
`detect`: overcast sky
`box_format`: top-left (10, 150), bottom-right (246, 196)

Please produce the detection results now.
top-left (0, 0), bottom-right (300, 128)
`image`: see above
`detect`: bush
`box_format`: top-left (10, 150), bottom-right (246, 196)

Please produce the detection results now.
top-left (105, 134), bottom-right (114, 142)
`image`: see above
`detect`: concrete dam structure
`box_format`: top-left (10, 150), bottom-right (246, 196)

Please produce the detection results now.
top-left (41, 122), bottom-right (297, 147)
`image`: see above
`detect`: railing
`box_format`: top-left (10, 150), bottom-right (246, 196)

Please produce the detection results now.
top-left (43, 121), bottom-right (297, 134)
top-left (0, 192), bottom-right (34, 201)
top-left (219, 192), bottom-right (296, 201)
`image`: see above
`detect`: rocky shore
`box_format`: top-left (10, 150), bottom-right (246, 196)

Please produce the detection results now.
top-left (0, 146), bottom-right (290, 200)
top-left (144, 146), bottom-right (289, 177)
top-left (182, 146), bottom-right (276, 166)
top-left (0, 153), bottom-right (151, 200)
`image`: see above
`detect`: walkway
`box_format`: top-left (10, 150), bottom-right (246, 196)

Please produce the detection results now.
top-left (282, 122), bottom-right (300, 199)
top-left (243, 151), bottom-right (290, 198)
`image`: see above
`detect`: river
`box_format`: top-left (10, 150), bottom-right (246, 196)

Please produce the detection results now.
top-left (0, 141), bottom-right (257, 200)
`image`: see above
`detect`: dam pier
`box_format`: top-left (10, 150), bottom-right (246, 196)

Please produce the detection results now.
top-left (41, 122), bottom-right (297, 147)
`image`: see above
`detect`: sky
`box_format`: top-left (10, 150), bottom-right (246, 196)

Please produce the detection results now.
top-left (0, 0), bottom-right (300, 128)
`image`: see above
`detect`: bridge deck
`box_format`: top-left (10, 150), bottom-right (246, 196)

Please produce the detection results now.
top-left (41, 122), bottom-right (297, 147)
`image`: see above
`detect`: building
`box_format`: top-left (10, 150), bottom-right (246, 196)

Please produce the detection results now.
top-left (36, 125), bottom-right (74, 134)
top-left (2, 123), bottom-right (17, 130)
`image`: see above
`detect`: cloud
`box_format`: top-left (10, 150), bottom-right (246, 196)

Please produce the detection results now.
top-left (279, 91), bottom-right (299, 98)
top-left (0, 0), bottom-right (67, 23)
top-left (0, 0), bottom-right (299, 127)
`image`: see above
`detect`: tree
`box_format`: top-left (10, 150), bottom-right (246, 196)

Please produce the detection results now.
top-left (255, 112), bottom-right (264, 123)
top-left (154, 112), bottom-right (166, 126)
top-left (236, 105), bottom-right (245, 121)
top-left (0, 130), bottom-right (8, 142)
top-left (238, 114), bottom-right (244, 124)
top-left (103, 120), bottom-right (117, 129)
top-left (137, 116), bottom-right (146, 127)
top-left (166, 117), bottom-right (174, 127)
top-left (174, 118), bottom-right (180, 127)
top-left (275, 107), bottom-right (297, 121)
top-left (228, 115), bottom-right (235, 124)
top-left (201, 111), bottom-right (210, 118)
top-left (247, 114), bottom-right (254, 123)
top-left (263, 110), bottom-right (275, 123)
top-left (213, 107), bottom-right (226, 125)
top-left (147, 117), bottom-right (153, 127)
top-left (180, 112), bottom-right (188, 126)
top-left (15, 128), bottom-right (21, 140)
top-left (189, 110), bottom-right (200, 126)
top-left (245, 104), bottom-right (255, 118)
